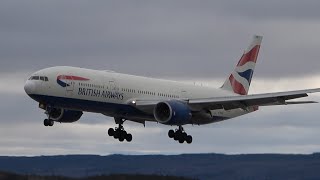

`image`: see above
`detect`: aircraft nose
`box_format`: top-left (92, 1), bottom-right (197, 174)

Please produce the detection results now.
top-left (24, 80), bottom-right (36, 94)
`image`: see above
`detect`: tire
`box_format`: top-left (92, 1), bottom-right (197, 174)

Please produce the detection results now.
top-left (168, 130), bottom-right (175, 138)
top-left (182, 132), bottom-right (187, 140)
top-left (114, 130), bottom-right (119, 139)
top-left (119, 137), bottom-right (124, 142)
top-left (122, 130), bottom-right (127, 137)
top-left (43, 119), bottom-right (49, 126)
top-left (173, 132), bottom-right (179, 141)
top-left (118, 130), bottom-right (126, 140)
top-left (186, 135), bottom-right (192, 144)
top-left (108, 128), bottom-right (115, 136)
top-left (125, 134), bottom-right (133, 142)
top-left (178, 138), bottom-right (184, 144)
top-left (48, 120), bottom-right (54, 126)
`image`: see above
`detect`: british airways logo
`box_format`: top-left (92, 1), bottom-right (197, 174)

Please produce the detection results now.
top-left (56, 75), bottom-right (89, 87)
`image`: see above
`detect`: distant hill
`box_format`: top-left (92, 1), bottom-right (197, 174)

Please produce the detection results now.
top-left (1, 153), bottom-right (320, 180)
top-left (0, 171), bottom-right (192, 180)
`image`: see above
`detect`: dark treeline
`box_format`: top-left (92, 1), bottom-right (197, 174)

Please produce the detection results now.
top-left (2, 153), bottom-right (320, 180)
top-left (0, 171), bottom-right (193, 180)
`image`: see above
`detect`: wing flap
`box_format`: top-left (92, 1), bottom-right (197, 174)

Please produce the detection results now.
top-left (131, 88), bottom-right (320, 113)
top-left (188, 88), bottom-right (320, 110)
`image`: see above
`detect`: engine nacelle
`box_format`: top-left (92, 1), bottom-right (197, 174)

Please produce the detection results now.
top-left (49, 108), bottom-right (83, 123)
top-left (154, 100), bottom-right (192, 125)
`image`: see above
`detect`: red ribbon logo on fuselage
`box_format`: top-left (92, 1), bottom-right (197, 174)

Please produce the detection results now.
top-left (57, 75), bottom-right (90, 87)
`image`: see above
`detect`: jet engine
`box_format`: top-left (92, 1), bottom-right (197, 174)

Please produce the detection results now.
top-left (48, 108), bottom-right (83, 123)
top-left (154, 100), bottom-right (192, 125)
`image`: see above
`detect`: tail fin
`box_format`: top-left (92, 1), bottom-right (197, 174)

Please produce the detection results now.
top-left (221, 35), bottom-right (262, 95)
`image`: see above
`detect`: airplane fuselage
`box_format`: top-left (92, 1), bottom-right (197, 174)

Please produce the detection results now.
top-left (25, 66), bottom-right (250, 125)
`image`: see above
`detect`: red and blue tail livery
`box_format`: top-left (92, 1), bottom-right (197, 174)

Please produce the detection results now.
top-left (57, 75), bottom-right (89, 87)
top-left (221, 35), bottom-right (262, 95)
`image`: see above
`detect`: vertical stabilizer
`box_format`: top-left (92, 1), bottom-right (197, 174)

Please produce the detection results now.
top-left (221, 35), bottom-right (262, 95)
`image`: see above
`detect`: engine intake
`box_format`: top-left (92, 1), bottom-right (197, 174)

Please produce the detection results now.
top-left (49, 108), bottom-right (83, 123)
top-left (154, 100), bottom-right (191, 125)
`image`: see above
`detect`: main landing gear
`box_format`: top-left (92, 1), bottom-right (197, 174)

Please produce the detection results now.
top-left (108, 118), bottom-right (132, 142)
top-left (168, 126), bottom-right (192, 144)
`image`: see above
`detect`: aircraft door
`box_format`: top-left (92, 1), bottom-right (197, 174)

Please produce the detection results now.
top-left (65, 75), bottom-right (75, 96)
top-left (108, 79), bottom-right (123, 102)
top-left (181, 90), bottom-right (189, 99)
top-left (109, 79), bottom-right (119, 92)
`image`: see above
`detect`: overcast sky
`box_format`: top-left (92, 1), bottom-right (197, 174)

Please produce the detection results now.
top-left (1, 0), bottom-right (320, 156)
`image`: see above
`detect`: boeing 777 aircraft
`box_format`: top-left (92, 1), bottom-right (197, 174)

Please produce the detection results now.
top-left (24, 35), bottom-right (320, 144)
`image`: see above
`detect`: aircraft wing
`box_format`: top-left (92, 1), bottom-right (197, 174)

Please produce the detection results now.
top-left (133, 88), bottom-right (320, 113)
top-left (187, 88), bottom-right (320, 110)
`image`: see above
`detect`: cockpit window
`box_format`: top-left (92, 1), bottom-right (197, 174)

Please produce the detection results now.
top-left (32, 76), bottom-right (39, 80)
top-left (29, 76), bottom-right (49, 81)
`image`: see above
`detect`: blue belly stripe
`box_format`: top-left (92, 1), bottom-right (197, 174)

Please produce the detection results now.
top-left (28, 94), bottom-right (152, 119)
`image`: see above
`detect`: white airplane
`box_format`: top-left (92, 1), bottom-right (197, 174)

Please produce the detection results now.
top-left (24, 35), bottom-right (320, 144)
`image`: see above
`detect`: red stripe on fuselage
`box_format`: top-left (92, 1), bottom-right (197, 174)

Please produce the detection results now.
top-left (57, 75), bottom-right (89, 81)
top-left (229, 74), bottom-right (247, 95)
top-left (237, 45), bottom-right (260, 67)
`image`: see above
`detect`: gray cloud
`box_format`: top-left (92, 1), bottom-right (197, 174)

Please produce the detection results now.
top-left (1, 1), bottom-right (320, 78)
top-left (215, 0), bottom-right (320, 20)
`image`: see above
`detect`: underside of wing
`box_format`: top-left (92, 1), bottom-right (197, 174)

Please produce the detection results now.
top-left (131, 88), bottom-right (320, 113)
top-left (188, 88), bottom-right (320, 110)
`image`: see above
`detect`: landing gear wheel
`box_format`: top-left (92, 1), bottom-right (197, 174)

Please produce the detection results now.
top-left (108, 128), bottom-right (115, 136)
top-left (119, 131), bottom-right (126, 141)
top-left (125, 133), bottom-right (132, 142)
top-left (48, 120), bottom-right (54, 126)
top-left (186, 135), bottom-right (192, 144)
top-left (44, 119), bottom-right (49, 126)
top-left (114, 130), bottom-right (120, 139)
top-left (44, 119), bottom-right (54, 127)
top-left (173, 132), bottom-right (179, 141)
top-left (168, 130), bottom-right (175, 138)
top-left (119, 136), bottom-right (124, 142)
top-left (182, 132), bottom-right (187, 140)
top-left (122, 130), bottom-right (127, 137)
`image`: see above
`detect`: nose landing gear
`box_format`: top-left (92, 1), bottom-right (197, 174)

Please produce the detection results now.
top-left (168, 126), bottom-right (192, 144)
top-left (43, 119), bottom-right (54, 126)
top-left (43, 104), bottom-right (54, 127)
